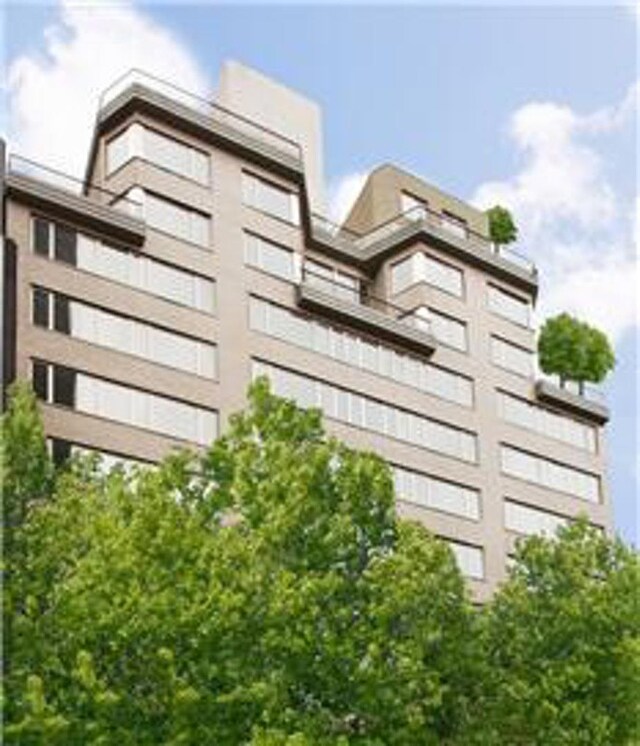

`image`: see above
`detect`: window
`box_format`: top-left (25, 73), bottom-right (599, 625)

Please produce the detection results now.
top-left (498, 391), bottom-right (596, 452)
top-left (441, 210), bottom-right (468, 240)
top-left (31, 288), bottom-right (217, 379)
top-left (253, 360), bottom-right (477, 462)
top-left (242, 172), bottom-right (300, 225)
top-left (33, 361), bottom-right (217, 445)
top-left (491, 336), bottom-right (533, 378)
top-left (31, 219), bottom-right (216, 314)
top-left (428, 308), bottom-right (467, 351)
top-left (244, 232), bottom-right (298, 281)
top-left (106, 123), bottom-right (210, 185)
top-left (390, 252), bottom-right (463, 297)
top-left (304, 259), bottom-right (360, 303)
top-left (488, 285), bottom-right (531, 327)
top-left (249, 297), bottom-right (473, 407)
top-left (501, 444), bottom-right (600, 503)
top-left (505, 500), bottom-right (568, 538)
top-left (133, 190), bottom-right (210, 248)
top-left (55, 225), bottom-right (77, 263)
top-left (447, 541), bottom-right (484, 579)
top-left (401, 191), bottom-right (427, 219)
top-left (393, 466), bottom-right (479, 520)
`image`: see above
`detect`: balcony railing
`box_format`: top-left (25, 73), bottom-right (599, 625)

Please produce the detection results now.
top-left (536, 372), bottom-right (606, 405)
top-left (99, 69), bottom-right (302, 164)
top-left (310, 205), bottom-right (536, 277)
top-left (8, 155), bottom-right (143, 220)
top-left (301, 265), bottom-right (432, 334)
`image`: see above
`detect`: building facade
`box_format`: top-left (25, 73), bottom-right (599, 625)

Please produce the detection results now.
top-left (1, 66), bottom-right (612, 599)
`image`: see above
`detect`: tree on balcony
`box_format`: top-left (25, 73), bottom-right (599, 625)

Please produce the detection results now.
top-left (487, 205), bottom-right (518, 246)
top-left (538, 312), bottom-right (615, 393)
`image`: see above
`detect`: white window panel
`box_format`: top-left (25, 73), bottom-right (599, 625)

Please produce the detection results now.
top-left (498, 392), bottom-right (596, 453)
top-left (242, 172), bottom-right (300, 225)
top-left (390, 254), bottom-right (417, 294)
top-left (440, 212), bottom-right (468, 240)
top-left (491, 337), bottom-right (533, 378)
top-left (244, 232), bottom-right (297, 281)
top-left (501, 445), bottom-right (600, 503)
top-left (401, 192), bottom-right (428, 220)
top-left (488, 286), bottom-right (531, 327)
top-left (305, 259), bottom-right (360, 303)
top-left (393, 466), bottom-right (480, 520)
top-left (248, 297), bottom-right (473, 408)
top-left (448, 541), bottom-right (484, 579)
top-left (505, 500), bottom-right (568, 537)
top-left (429, 309), bottom-right (467, 351)
top-left (423, 254), bottom-right (463, 296)
top-left (252, 360), bottom-right (477, 463)
top-left (141, 191), bottom-right (210, 248)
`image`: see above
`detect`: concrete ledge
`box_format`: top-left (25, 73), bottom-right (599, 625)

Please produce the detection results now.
top-left (98, 84), bottom-right (303, 178)
top-left (535, 379), bottom-right (609, 425)
top-left (297, 282), bottom-right (437, 357)
top-left (5, 173), bottom-right (146, 247)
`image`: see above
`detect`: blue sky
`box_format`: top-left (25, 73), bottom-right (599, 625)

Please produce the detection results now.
top-left (4, 1), bottom-right (638, 545)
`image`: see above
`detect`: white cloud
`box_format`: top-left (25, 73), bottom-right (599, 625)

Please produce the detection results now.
top-left (6, 0), bottom-right (210, 179)
top-left (328, 171), bottom-right (368, 224)
top-left (472, 82), bottom-right (639, 347)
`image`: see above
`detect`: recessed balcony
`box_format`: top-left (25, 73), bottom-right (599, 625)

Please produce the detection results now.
top-left (296, 266), bottom-right (437, 356)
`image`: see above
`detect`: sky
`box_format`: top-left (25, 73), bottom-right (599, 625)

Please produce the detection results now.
top-left (2, 1), bottom-right (638, 545)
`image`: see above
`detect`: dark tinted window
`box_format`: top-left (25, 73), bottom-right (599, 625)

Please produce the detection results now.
top-left (32, 361), bottom-right (49, 400)
top-left (53, 366), bottom-right (76, 407)
top-left (54, 295), bottom-right (71, 334)
top-left (54, 225), bottom-right (77, 265)
top-left (34, 219), bottom-right (50, 257)
top-left (32, 287), bottom-right (50, 328)
top-left (51, 439), bottom-right (72, 466)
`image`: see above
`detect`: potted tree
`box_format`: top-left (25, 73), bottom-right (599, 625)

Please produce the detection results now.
top-left (537, 312), bottom-right (615, 395)
top-left (487, 205), bottom-right (518, 255)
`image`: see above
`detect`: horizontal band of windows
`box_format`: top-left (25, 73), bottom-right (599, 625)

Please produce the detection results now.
top-left (253, 359), bottom-right (477, 463)
top-left (446, 540), bottom-right (484, 579)
top-left (242, 170), bottom-right (300, 226)
top-left (117, 188), bottom-right (211, 248)
top-left (498, 390), bottom-right (596, 453)
top-left (488, 285), bottom-right (532, 328)
top-left (31, 286), bottom-right (217, 380)
top-left (106, 122), bottom-right (210, 185)
top-left (491, 335), bottom-right (533, 378)
top-left (391, 251), bottom-right (464, 298)
top-left (249, 296), bottom-right (473, 407)
top-left (32, 217), bottom-right (216, 314)
top-left (403, 305), bottom-right (467, 352)
top-left (393, 464), bottom-right (480, 520)
top-left (32, 360), bottom-right (218, 446)
top-left (500, 444), bottom-right (600, 503)
top-left (244, 231), bottom-right (300, 282)
top-left (47, 437), bottom-right (153, 472)
top-left (504, 499), bottom-right (569, 538)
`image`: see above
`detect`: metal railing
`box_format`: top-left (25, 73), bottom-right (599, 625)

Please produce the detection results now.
top-left (99, 69), bottom-right (302, 164)
top-left (301, 265), bottom-right (432, 334)
top-left (8, 155), bottom-right (143, 219)
top-left (310, 204), bottom-right (536, 276)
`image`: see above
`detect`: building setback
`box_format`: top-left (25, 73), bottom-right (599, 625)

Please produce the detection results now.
top-left (1, 64), bottom-right (612, 599)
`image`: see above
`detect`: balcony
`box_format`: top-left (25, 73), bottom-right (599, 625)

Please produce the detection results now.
top-left (297, 266), bottom-right (437, 356)
top-left (535, 375), bottom-right (609, 424)
top-left (5, 155), bottom-right (145, 245)
top-left (309, 205), bottom-right (537, 295)
top-left (97, 70), bottom-right (303, 175)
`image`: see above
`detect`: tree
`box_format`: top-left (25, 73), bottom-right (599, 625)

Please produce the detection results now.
top-left (471, 521), bottom-right (640, 745)
top-left (4, 378), bottom-right (478, 744)
top-left (538, 313), bottom-right (616, 391)
top-left (487, 205), bottom-right (518, 246)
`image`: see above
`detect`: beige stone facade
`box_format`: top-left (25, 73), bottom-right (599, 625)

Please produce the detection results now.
top-left (1, 67), bottom-right (612, 599)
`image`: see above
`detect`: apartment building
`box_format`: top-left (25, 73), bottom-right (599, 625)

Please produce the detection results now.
top-left (1, 64), bottom-right (612, 598)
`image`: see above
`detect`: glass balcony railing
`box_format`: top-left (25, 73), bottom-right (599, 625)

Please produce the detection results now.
top-left (310, 204), bottom-right (536, 277)
top-left (7, 155), bottom-right (143, 220)
top-left (99, 70), bottom-right (302, 165)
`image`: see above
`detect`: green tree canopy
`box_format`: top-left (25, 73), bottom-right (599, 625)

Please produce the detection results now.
top-left (472, 521), bottom-right (640, 745)
top-left (486, 205), bottom-right (518, 246)
top-left (538, 312), bottom-right (616, 388)
top-left (4, 379), bottom-right (478, 745)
